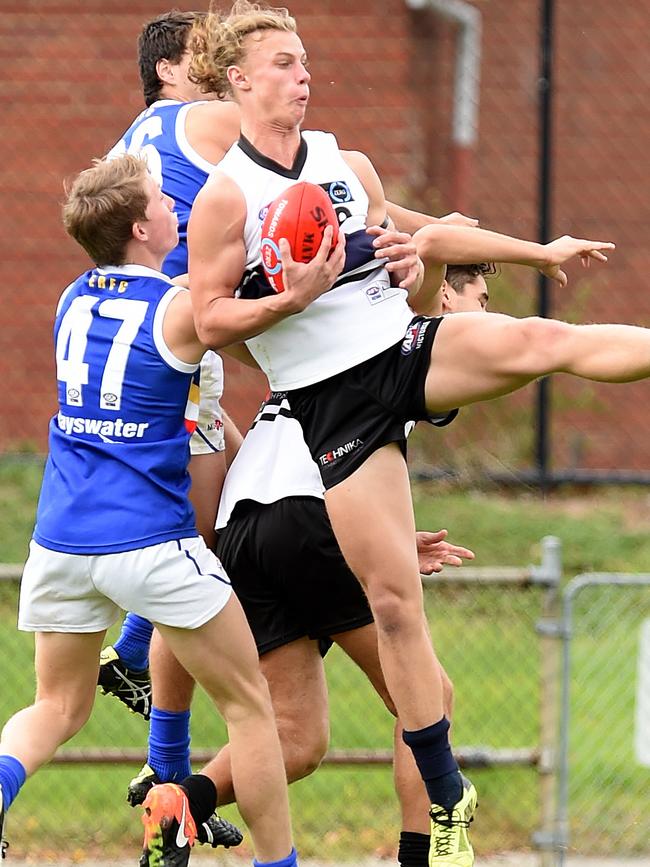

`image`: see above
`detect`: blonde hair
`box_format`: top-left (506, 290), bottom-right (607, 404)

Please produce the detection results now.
top-left (62, 155), bottom-right (150, 267)
top-left (189, 0), bottom-right (297, 100)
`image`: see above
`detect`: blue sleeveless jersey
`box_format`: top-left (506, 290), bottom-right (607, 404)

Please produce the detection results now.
top-left (108, 100), bottom-right (213, 278)
top-left (33, 265), bottom-right (200, 554)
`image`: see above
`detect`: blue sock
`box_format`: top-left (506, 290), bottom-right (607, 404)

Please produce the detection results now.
top-left (147, 708), bottom-right (192, 782)
top-left (402, 717), bottom-right (461, 810)
top-left (113, 613), bottom-right (154, 671)
top-left (254, 847), bottom-right (298, 867)
top-left (0, 755), bottom-right (27, 811)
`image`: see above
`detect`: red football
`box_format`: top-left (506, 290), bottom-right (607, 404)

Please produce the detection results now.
top-left (260, 181), bottom-right (340, 293)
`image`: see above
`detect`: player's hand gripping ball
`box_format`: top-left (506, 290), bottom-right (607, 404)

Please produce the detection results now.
top-left (260, 181), bottom-right (340, 293)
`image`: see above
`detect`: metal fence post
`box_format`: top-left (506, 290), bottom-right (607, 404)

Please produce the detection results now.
top-left (532, 536), bottom-right (562, 866)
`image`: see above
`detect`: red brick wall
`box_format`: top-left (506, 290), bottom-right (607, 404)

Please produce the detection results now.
top-left (2, 1), bottom-right (649, 472)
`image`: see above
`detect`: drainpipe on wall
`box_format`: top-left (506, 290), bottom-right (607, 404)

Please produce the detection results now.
top-left (405, 0), bottom-right (482, 215)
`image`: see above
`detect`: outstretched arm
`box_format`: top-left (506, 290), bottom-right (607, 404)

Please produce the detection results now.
top-left (387, 202), bottom-right (479, 233)
top-left (413, 224), bottom-right (614, 288)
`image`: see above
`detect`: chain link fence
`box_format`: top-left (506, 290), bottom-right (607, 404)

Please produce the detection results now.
top-left (0, 539), bottom-right (560, 862)
top-left (555, 575), bottom-right (650, 864)
top-left (4, 542), bottom-right (650, 865)
top-left (1, 1), bottom-right (649, 479)
top-left (1, 0), bottom-right (649, 863)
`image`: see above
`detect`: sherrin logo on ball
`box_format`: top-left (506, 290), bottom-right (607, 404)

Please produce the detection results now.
top-left (260, 181), bottom-right (340, 293)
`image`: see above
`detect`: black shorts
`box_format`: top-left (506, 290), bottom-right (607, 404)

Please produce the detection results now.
top-left (215, 496), bottom-right (374, 655)
top-left (287, 315), bottom-right (457, 489)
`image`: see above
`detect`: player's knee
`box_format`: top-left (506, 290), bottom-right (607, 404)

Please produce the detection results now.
top-left (284, 738), bottom-right (328, 782)
top-left (280, 718), bottom-right (329, 782)
top-left (368, 586), bottom-right (423, 638)
top-left (218, 668), bottom-right (276, 724)
top-left (39, 693), bottom-right (94, 739)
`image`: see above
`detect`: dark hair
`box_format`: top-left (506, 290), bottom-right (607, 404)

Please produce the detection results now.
top-left (138, 10), bottom-right (205, 106)
top-left (445, 262), bottom-right (496, 293)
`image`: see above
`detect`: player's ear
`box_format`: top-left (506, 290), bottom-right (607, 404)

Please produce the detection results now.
top-left (132, 221), bottom-right (148, 243)
top-left (441, 279), bottom-right (454, 313)
top-left (156, 58), bottom-right (175, 86)
top-left (228, 64), bottom-right (250, 92)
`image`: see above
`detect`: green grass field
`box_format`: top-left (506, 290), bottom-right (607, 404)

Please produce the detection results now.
top-left (1, 458), bottom-right (650, 860)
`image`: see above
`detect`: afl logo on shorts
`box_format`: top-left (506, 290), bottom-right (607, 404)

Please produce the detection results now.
top-left (401, 319), bottom-right (430, 355)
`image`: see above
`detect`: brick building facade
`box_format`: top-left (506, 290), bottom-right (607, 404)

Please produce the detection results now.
top-left (1, 0), bottom-right (648, 473)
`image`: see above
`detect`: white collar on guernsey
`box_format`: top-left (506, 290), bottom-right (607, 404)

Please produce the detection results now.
top-left (96, 264), bottom-right (174, 283)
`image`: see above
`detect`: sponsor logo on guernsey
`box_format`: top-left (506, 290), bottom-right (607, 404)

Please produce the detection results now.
top-left (322, 181), bottom-right (352, 204)
top-left (401, 319), bottom-right (430, 355)
top-left (318, 438), bottom-right (363, 467)
top-left (57, 411), bottom-right (149, 439)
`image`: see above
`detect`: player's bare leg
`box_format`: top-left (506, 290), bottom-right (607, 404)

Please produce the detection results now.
top-left (201, 637), bottom-right (331, 806)
top-left (393, 721), bottom-right (432, 833)
top-left (325, 444), bottom-right (476, 864)
top-left (333, 623), bottom-right (391, 705)
top-left (188, 450), bottom-right (227, 551)
top-left (150, 630), bottom-right (195, 713)
top-left (325, 445), bottom-right (444, 730)
top-left (259, 639), bottom-right (330, 783)
top-left (126, 633), bottom-right (196, 799)
top-left (334, 623), bottom-right (436, 857)
top-left (155, 594), bottom-right (294, 862)
top-left (1, 631), bottom-right (106, 773)
top-left (128, 629), bottom-right (244, 850)
top-left (128, 447), bottom-right (227, 786)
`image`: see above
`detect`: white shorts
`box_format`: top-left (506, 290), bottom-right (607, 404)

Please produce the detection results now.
top-left (190, 351), bottom-right (225, 456)
top-left (18, 536), bottom-right (232, 633)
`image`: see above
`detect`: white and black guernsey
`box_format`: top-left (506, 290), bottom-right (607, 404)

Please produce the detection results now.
top-left (215, 391), bottom-right (323, 530)
top-left (214, 130), bottom-right (414, 390)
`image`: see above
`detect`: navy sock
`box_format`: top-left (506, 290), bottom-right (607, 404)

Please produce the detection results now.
top-left (148, 708), bottom-right (192, 782)
top-left (0, 755), bottom-right (27, 811)
top-left (254, 847), bottom-right (298, 867)
top-left (113, 613), bottom-right (153, 671)
top-left (398, 831), bottom-right (430, 867)
top-left (180, 773), bottom-right (217, 825)
top-left (402, 717), bottom-right (462, 810)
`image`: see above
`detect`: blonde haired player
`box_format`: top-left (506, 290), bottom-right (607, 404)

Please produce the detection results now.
top-left (183, 3), bottom-right (649, 866)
